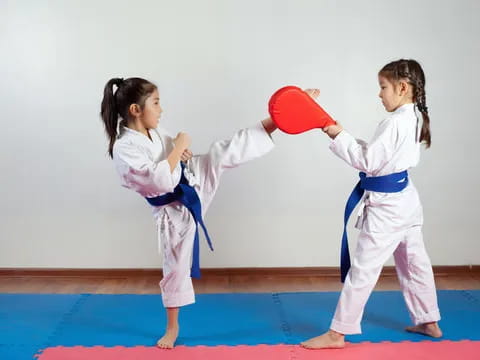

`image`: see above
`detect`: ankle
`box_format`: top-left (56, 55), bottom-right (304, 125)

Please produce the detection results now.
top-left (328, 330), bottom-right (345, 340)
top-left (166, 324), bottom-right (179, 331)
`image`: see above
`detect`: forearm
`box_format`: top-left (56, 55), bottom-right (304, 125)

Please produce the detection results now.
top-left (167, 147), bottom-right (184, 173)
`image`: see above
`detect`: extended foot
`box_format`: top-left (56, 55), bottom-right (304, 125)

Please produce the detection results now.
top-left (406, 322), bottom-right (442, 338)
top-left (300, 330), bottom-right (345, 349)
top-left (157, 326), bottom-right (179, 349)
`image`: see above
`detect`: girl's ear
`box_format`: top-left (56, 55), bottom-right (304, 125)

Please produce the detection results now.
top-left (129, 103), bottom-right (142, 117)
top-left (398, 80), bottom-right (409, 96)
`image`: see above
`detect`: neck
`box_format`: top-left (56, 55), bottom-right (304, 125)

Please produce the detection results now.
top-left (394, 99), bottom-right (414, 111)
top-left (127, 118), bottom-right (149, 137)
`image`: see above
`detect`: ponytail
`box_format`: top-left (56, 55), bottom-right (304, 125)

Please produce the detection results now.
top-left (101, 78), bottom-right (124, 158)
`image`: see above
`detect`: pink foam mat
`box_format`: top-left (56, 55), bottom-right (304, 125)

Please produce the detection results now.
top-left (36, 340), bottom-right (479, 360)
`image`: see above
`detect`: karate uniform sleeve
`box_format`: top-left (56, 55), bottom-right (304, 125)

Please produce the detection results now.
top-left (208, 122), bottom-right (275, 169)
top-left (329, 117), bottom-right (399, 173)
top-left (114, 143), bottom-right (179, 197)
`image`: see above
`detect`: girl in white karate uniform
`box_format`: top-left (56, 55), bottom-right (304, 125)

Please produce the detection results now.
top-left (100, 77), bottom-right (277, 349)
top-left (302, 59), bottom-right (442, 349)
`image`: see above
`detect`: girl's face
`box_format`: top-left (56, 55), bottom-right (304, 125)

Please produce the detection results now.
top-left (378, 75), bottom-right (405, 112)
top-left (140, 89), bottom-right (162, 129)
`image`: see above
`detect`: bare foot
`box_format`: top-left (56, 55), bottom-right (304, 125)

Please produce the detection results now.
top-left (300, 330), bottom-right (345, 349)
top-left (406, 322), bottom-right (442, 338)
top-left (156, 326), bottom-right (179, 349)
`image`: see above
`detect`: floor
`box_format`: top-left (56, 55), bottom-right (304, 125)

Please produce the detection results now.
top-left (1, 271), bottom-right (479, 294)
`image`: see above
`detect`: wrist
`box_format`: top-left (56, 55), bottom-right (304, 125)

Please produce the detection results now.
top-left (262, 118), bottom-right (277, 134)
top-left (331, 129), bottom-right (343, 140)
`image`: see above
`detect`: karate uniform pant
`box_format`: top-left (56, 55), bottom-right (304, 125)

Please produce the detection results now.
top-left (331, 225), bottom-right (441, 334)
top-left (156, 124), bottom-right (274, 308)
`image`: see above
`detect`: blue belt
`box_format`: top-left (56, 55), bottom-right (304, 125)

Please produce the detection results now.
top-left (340, 170), bottom-right (409, 282)
top-left (145, 164), bottom-right (213, 278)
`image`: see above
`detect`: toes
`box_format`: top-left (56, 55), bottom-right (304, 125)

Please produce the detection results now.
top-left (299, 341), bottom-right (318, 349)
top-left (157, 340), bottom-right (174, 349)
top-left (406, 325), bottom-right (441, 338)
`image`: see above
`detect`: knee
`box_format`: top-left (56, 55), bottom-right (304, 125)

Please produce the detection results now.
top-left (348, 264), bottom-right (382, 288)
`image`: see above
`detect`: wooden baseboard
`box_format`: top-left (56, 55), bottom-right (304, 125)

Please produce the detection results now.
top-left (0, 266), bottom-right (478, 278)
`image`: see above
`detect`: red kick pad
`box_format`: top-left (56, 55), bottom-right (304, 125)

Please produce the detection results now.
top-left (268, 86), bottom-right (336, 134)
top-left (37, 341), bottom-right (480, 360)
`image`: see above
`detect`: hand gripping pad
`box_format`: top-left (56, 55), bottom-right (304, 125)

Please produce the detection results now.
top-left (268, 86), bottom-right (336, 134)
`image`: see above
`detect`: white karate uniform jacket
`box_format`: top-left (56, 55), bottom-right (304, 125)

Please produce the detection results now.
top-left (328, 103), bottom-right (440, 334)
top-left (113, 123), bottom-right (274, 307)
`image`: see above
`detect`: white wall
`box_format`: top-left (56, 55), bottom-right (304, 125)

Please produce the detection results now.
top-left (1, 0), bottom-right (479, 268)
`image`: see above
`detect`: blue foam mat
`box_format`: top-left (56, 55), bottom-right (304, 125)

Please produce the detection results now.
top-left (48, 293), bottom-right (286, 346)
top-left (280, 290), bottom-right (480, 343)
top-left (1, 290), bottom-right (479, 359)
top-left (0, 344), bottom-right (44, 360)
top-left (0, 294), bottom-right (81, 345)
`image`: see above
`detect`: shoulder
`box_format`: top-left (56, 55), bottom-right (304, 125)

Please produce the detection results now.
top-left (377, 114), bottom-right (400, 133)
top-left (376, 106), bottom-right (417, 144)
top-left (114, 131), bottom-right (139, 152)
top-left (113, 133), bottom-right (147, 164)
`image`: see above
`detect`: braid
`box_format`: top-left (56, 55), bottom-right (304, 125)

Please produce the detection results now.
top-left (408, 60), bottom-right (431, 148)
